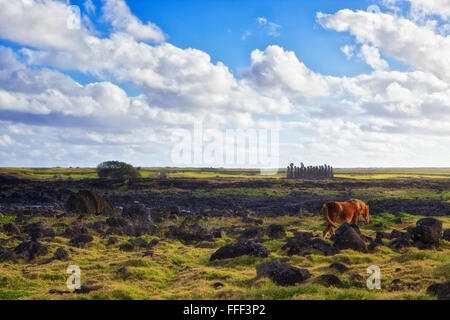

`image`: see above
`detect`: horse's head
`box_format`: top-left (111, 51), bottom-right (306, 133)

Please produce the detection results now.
top-left (364, 204), bottom-right (370, 224)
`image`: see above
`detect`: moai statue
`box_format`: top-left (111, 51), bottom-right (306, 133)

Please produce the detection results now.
top-left (300, 162), bottom-right (305, 179)
top-left (286, 166), bottom-right (290, 179)
top-left (290, 163), bottom-right (295, 178)
top-left (330, 166), bottom-right (334, 178)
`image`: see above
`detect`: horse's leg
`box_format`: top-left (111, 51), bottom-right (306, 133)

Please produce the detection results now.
top-left (330, 227), bottom-right (335, 236)
top-left (323, 224), bottom-right (332, 238)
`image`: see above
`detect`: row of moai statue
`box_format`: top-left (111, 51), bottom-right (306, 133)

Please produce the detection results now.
top-left (286, 163), bottom-right (334, 179)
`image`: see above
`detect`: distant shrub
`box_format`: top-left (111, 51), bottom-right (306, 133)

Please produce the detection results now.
top-left (96, 161), bottom-right (141, 179)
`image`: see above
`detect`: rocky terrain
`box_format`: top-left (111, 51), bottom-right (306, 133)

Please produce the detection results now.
top-left (0, 174), bottom-right (449, 300)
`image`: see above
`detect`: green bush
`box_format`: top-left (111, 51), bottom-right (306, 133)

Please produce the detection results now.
top-left (96, 161), bottom-right (141, 179)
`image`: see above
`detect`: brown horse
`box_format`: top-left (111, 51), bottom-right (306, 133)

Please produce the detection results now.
top-left (321, 199), bottom-right (370, 238)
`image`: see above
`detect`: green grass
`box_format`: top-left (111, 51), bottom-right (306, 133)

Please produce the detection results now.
top-left (0, 290), bottom-right (33, 300)
top-left (0, 168), bottom-right (449, 300)
top-left (2, 167), bottom-right (450, 180)
top-left (0, 213), bottom-right (16, 224)
top-left (0, 214), bottom-right (447, 300)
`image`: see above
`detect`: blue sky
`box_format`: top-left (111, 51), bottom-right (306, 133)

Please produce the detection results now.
top-left (0, 0), bottom-right (449, 168)
top-left (68, 0), bottom-right (379, 79)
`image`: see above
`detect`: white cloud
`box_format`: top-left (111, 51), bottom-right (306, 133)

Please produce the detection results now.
top-left (84, 0), bottom-right (96, 16)
top-left (341, 45), bottom-right (355, 59)
top-left (246, 45), bottom-right (330, 99)
top-left (0, 0), bottom-right (91, 52)
top-left (101, 0), bottom-right (166, 42)
top-left (317, 9), bottom-right (450, 81)
top-left (257, 17), bottom-right (281, 37)
top-left (0, 134), bottom-right (14, 147)
top-left (358, 44), bottom-right (389, 70)
top-left (0, 0), bottom-right (449, 167)
top-left (391, 0), bottom-right (450, 20)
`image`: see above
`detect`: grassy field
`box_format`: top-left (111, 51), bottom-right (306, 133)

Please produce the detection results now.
top-left (0, 212), bottom-right (448, 300)
top-left (1, 167), bottom-right (450, 180)
top-left (0, 167), bottom-right (449, 300)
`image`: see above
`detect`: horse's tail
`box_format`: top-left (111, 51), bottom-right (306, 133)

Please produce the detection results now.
top-left (322, 203), bottom-right (338, 229)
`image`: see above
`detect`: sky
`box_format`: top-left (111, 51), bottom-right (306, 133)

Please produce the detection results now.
top-left (0, 0), bottom-right (450, 168)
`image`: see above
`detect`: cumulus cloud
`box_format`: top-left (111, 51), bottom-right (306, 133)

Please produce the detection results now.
top-left (317, 9), bottom-right (450, 81)
top-left (386, 0), bottom-right (450, 20)
top-left (246, 45), bottom-right (331, 99)
top-left (0, 0), bottom-right (91, 52)
top-left (101, 0), bottom-right (166, 42)
top-left (358, 44), bottom-right (389, 71)
top-left (0, 0), bottom-right (449, 167)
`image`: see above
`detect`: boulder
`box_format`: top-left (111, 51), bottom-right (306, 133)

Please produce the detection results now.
top-left (329, 262), bottom-right (350, 273)
top-left (390, 229), bottom-right (404, 239)
top-left (53, 247), bottom-right (69, 260)
top-left (240, 226), bottom-right (264, 239)
top-left (0, 251), bottom-right (17, 262)
top-left (282, 236), bottom-right (311, 256)
top-left (130, 237), bottom-right (148, 248)
top-left (123, 204), bottom-right (149, 220)
top-left (91, 221), bottom-right (106, 233)
top-left (315, 274), bottom-right (343, 287)
top-left (122, 223), bottom-right (158, 237)
top-left (411, 218), bottom-right (442, 248)
top-left (210, 240), bottom-right (269, 261)
top-left (256, 260), bottom-right (311, 286)
top-left (107, 237), bottom-right (118, 245)
top-left (114, 266), bottom-right (129, 276)
top-left (65, 190), bottom-right (116, 215)
top-left (74, 285), bottom-right (101, 294)
top-left (349, 273), bottom-right (364, 282)
top-left (64, 223), bottom-right (89, 238)
top-left (332, 223), bottom-right (366, 251)
top-left (2, 222), bottom-right (21, 235)
top-left (106, 216), bottom-right (128, 227)
top-left (69, 234), bottom-right (93, 247)
top-left (166, 223), bottom-right (212, 244)
top-left (389, 237), bottom-right (413, 249)
top-left (119, 243), bottom-right (134, 251)
top-left (150, 208), bottom-right (168, 223)
top-left (427, 281), bottom-right (450, 300)
top-left (267, 224), bottom-right (286, 239)
top-left (443, 229), bottom-right (450, 241)
top-left (14, 241), bottom-right (48, 261)
top-left (311, 238), bottom-right (340, 256)
top-left (23, 221), bottom-right (54, 241)
top-left (242, 216), bottom-right (263, 225)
